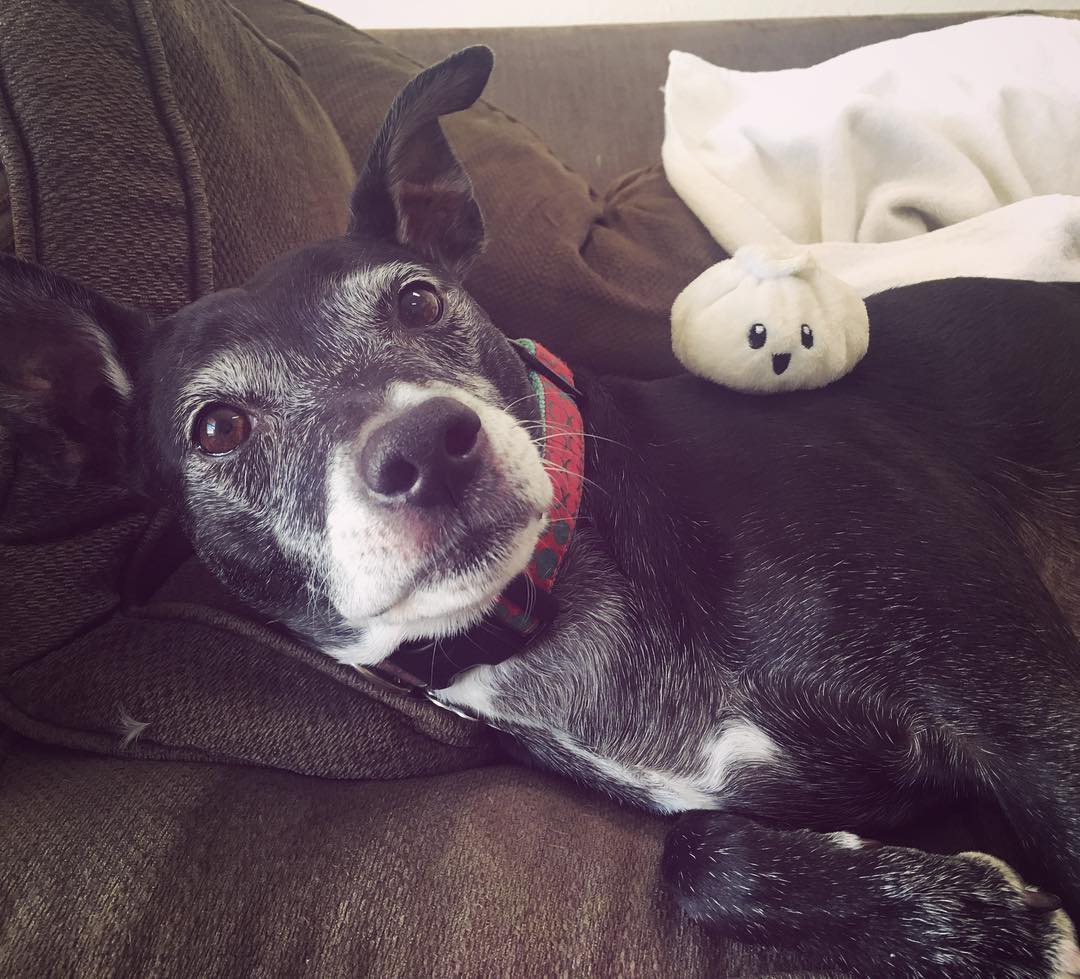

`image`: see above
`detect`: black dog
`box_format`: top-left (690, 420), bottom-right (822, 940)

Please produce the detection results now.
top-left (3, 47), bottom-right (1080, 978)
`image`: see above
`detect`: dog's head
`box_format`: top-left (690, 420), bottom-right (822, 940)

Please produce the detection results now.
top-left (0, 47), bottom-right (556, 663)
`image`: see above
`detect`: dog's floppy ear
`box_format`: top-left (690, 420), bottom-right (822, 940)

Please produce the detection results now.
top-left (0, 254), bottom-right (148, 486)
top-left (348, 45), bottom-right (493, 277)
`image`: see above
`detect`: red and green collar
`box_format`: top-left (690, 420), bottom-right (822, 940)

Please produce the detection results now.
top-left (369, 339), bottom-right (585, 694)
top-left (491, 339), bottom-right (584, 634)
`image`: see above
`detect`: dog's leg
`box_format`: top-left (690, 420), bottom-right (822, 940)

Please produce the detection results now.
top-left (929, 611), bottom-right (1080, 928)
top-left (663, 811), bottom-right (1080, 978)
top-left (972, 714), bottom-right (1080, 927)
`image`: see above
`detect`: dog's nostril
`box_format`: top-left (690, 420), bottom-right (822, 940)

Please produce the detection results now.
top-left (380, 457), bottom-right (420, 496)
top-left (444, 413), bottom-right (481, 458)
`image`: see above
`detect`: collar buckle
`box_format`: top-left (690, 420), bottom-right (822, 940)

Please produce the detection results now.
top-left (423, 689), bottom-right (484, 722)
top-left (510, 339), bottom-right (586, 404)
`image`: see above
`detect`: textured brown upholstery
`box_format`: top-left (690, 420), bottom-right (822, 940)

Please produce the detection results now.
top-left (1, 733), bottom-right (821, 977)
top-left (0, 0), bottom-right (354, 315)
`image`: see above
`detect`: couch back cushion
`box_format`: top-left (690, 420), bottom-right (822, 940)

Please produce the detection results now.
top-left (234, 0), bottom-right (729, 381)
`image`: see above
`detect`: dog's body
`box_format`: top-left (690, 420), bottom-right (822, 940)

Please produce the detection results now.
top-left (445, 274), bottom-right (1080, 815)
top-left (4, 47), bottom-right (1080, 978)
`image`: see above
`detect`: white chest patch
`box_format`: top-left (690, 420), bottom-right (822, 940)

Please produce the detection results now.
top-left (562, 719), bottom-right (781, 814)
top-left (438, 669), bottom-right (782, 814)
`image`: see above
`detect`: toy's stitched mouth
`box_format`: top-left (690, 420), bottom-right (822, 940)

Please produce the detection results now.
top-left (772, 352), bottom-right (791, 375)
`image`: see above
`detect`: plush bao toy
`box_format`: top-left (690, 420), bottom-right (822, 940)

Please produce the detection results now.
top-left (663, 94), bottom-right (871, 395)
top-left (671, 243), bottom-right (869, 395)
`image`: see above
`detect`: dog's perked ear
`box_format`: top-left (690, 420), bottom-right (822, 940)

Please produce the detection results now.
top-left (0, 254), bottom-right (148, 486)
top-left (348, 45), bottom-right (493, 277)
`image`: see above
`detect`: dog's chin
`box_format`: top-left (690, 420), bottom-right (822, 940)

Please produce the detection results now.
top-left (378, 513), bottom-right (544, 626)
top-left (323, 513), bottom-right (546, 667)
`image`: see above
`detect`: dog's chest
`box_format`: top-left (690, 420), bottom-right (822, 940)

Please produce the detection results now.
top-left (439, 666), bottom-right (783, 814)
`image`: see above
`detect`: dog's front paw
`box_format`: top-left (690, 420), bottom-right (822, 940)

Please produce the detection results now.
top-left (662, 812), bottom-right (1080, 979)
top-left (945, 851), bottom-right (1080, 979)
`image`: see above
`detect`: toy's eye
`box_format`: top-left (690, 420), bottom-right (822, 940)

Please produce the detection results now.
top-left (193, 404), bottom-right (251, 455)
top-left (801, 324), bottom-right (814, 349)
top-left (748, 323), bottom-right (767, 350)
top-left (398, 281), bottom-right (443, 329)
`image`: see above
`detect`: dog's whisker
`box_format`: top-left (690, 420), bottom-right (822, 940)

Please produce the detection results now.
top-left (523, 573), bottom-right (537, 622)
top-left (542, 461), bottom-right (608, 497)
top-left (429, 637), bottom-right (444, 687)
top-left (501, 392), bottom-right (541, 413)
top-left (529, 431), bottom-right (631, 450)
top-left (476, 619), bottom-right (506, 638)
top-left (458, 629), bottom-right (489, 659)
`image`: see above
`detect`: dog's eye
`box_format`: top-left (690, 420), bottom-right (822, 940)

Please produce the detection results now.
top-left (748, 323), bottom-right (767, 350)
top-left (801, 324), bottom-right (814, 349)
top-left (193, 404), bottom-right (251, 456)
top-left (397, 281), bottom-right (443, 329)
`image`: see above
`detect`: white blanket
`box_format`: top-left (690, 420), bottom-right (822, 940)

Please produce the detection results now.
top-left (662, 14), bottom-right (1080, 296)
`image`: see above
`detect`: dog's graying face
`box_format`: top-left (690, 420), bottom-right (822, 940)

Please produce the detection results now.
top-left (156, 239), bottom-right (551, 662)
top-left (0, 47), bottom-right (553, 662)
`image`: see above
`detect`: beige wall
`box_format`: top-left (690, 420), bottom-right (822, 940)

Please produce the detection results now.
top-left (312, 0), bottom-right (1080, 29)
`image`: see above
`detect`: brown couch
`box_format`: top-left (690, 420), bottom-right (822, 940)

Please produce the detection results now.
top-left (0, 2), bottom-right (1034, 974)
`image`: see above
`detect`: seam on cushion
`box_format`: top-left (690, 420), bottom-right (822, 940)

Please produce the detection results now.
top-left (127, 0), bottom-right (214, 302)
top-left (226, 3), bottom-right (303, 75)
top-left (0, 609), bottom-right (493, 772)
top-left (129, 602), bottom-right (488, 748)
top-left (2, 596), bottom-right (483, 751)
top-left (0, 685), bottom-right (492, 778)
top-left (0, 48), bottom-right (40, 262)
top-left (0, 638), bottom-right (493, 772)
top-left (0, 689), bottom-right (271, 770)
top-left (123, 602), bottom-right (489, 749)
top-left (0, 690), bottom-right (496, 786)
top-left (277, 0), bottom-right (597, 191)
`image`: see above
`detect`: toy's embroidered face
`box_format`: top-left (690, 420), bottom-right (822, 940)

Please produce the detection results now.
top-left (746, 320), bottom-right (815, 376)
top-left (723, 287), bottom-right (837, 390)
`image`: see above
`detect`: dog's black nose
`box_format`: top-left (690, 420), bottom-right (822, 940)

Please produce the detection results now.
top-left (772, 353), bottom-right (791, 375)
top-left (360, 397), bottom-right (483, 506)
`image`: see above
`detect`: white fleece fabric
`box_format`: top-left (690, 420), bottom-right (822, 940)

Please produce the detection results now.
top-left (662, 15), bottom-right (1080, 394)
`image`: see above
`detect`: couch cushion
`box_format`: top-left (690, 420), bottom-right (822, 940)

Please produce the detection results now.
top-left (0, 0), bottom-right (495, 776)
top-left (0, 731), bottom-right (1014, 978)
top-left (0, 733), bottom-right (828, 977)
top-left (234, 0), bottom-right (728, 381)
top-left (0, 0), bottom-right (354, 312)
